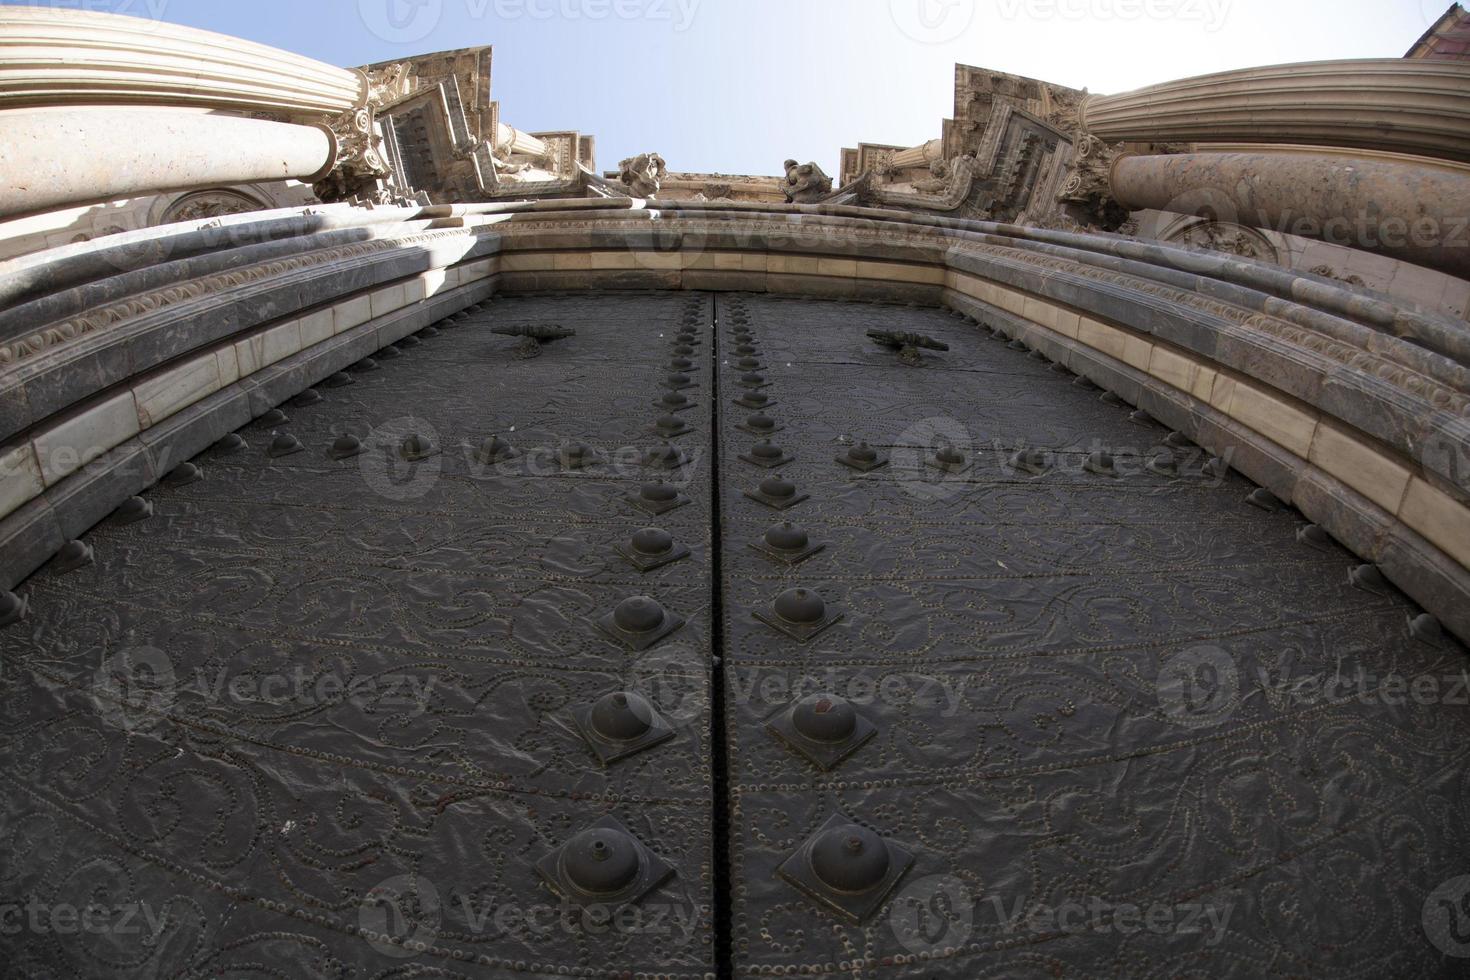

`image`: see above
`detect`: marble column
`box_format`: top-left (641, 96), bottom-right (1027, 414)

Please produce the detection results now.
top-left (888, 139), bottom-right (943, 171)
top-left (0, 5), bottom-right (364, 215)
top-left (1109, 150), bottom-right (1470, 280)
top-left (495, 122), bottom-right (549, 160)
top-left (1079, 60), bottom-right (1470, 165)
top-left (0, 107), bottom-right (335, 217)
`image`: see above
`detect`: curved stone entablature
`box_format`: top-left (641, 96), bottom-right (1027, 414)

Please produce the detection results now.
top-left (2, 198), bottom-right (1468, 645)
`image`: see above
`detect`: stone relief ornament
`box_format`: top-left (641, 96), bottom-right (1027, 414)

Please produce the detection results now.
top-left (781, 159), bottom-right (833, 203)
top-left (618, 152), bottom-right (668, 198)
top-left (910, 158), bottom-right (954, 194)
top-left (1159, 215), bottom-right (1280, 264)
top-left (159, 189), bottom-right (266, 224)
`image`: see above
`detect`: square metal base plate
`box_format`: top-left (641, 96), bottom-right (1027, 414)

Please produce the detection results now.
top-left (739, 450), bottom-right (794, 469)
top-left (753, 607), bottom-right (843, 643)
top-left (628, 490), bottom-right (692, 516)
top-left (571, 703), bottom-right (676, 764)
top-left (535, 816), bottom-right (676, 908)
top-left (836, 453), bottom-right (888, 473)
top-left (596, 608), bottom-right (687, 651)
top-left (615, 541), bottom-right (692, 572)
top-left (776, 814), bottom-right (914, 924)
top-left (765, 703), bottom-right (876, 770)
top-left (742, 487), bottom-right (809, 511)
top-left (749, 538), bottom-right (825, 566)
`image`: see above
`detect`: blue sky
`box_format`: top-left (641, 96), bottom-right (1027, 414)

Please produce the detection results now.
top-left (15, 0), bottom-right (1448, 177)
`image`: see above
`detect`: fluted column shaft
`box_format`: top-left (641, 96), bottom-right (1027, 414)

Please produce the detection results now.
top-left (495, 122), bottom-right (549, 160)
top-left (1109, 150), bottom-right (1470, 279)
top-left (0, 5), bottom-right (365, 114)
top-left (889, 139), bottom-right (943, 171)
top-left (1080, 60), bottom-right (1470, 165)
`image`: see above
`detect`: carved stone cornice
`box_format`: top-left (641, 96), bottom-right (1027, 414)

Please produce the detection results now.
top-left (0, 227), bottom-right (479, 367)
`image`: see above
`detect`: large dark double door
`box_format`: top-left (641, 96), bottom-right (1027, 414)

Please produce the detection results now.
top-left (0, 291), bottom-right (1461, 978)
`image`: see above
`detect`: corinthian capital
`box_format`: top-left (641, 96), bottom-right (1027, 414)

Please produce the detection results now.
top-left (1057, 132), bottom-right (1131, 231)
top-left (312, 102), bottom-right (393, 203)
